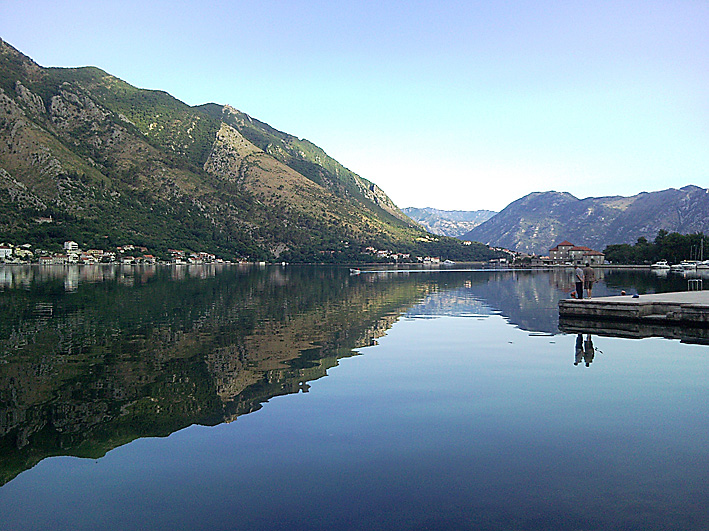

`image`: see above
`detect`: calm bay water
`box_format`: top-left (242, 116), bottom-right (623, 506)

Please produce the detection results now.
top-left (0, 264), bottom-right (707, 530)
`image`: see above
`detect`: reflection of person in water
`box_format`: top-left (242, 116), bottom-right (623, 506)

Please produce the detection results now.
top-left (583, 334), bottom-right (595, 366)
top-left (574, 334), bottom-right (584, 365)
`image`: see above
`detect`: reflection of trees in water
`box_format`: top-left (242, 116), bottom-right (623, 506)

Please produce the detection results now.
top-left (0, 266), bottom-right (434, 486)
top-left (0, 266), bottom-right (684, 484)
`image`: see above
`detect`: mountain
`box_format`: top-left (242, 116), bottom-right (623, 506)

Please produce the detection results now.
top-left (463, 186), bottom-right (709, 255)
top-left (0, 39), bottom-right (495, 262)
top-left (402, 207), bottom-right (496, 238)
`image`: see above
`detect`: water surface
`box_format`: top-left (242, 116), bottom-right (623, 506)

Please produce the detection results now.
top-left (0, 265), bottom-right (707, 530)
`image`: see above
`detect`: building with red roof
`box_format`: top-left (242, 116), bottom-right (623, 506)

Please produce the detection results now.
top-left (548, 241), bottom-right (605, 265)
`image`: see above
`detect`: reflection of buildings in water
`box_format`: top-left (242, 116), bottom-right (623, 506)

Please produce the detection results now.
top-left (268, 267), bottom-right (289, 287)
top-left (171, 265), bottom-right (187, 281)
top-left (0, 268), bottom-right (12, 289)
top-left (548, 267), bottom-right (606, 294)
top-left (117, 272), bottom-right (135, 287)
top-left (64, 267), bottom-right (79, 291)
top-left (0, 264), bottom-right (227, 291)
top-left (0, 266), bottom-right (34, 290)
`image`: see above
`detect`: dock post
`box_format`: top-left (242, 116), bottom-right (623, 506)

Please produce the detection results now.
top-left (688, 279), bottom-right (703, 291)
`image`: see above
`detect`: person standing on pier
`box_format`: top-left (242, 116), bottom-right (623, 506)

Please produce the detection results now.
top-left (583, 262), bottom-right (596, 298)
top-left (574, 262), bottom-right (585, 299)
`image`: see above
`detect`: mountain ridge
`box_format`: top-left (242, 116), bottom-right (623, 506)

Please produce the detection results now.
top-left (0, 38), bottom-right (495, 263)
top-left (402, 207), bottom-right (496, 238)
top-left (463, 186), bottom-right (709, 255)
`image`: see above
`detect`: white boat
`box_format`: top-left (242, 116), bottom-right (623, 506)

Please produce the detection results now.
top-left (680, 260), bottom-right (699, 270)
top-left (670, 263), bottom-right (684, 272)
top-left (650, 260), bottom-right (670, 269)
top-left (697, 260), bottom-right (709, 270)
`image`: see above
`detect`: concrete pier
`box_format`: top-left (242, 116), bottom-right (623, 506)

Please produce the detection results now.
top-left (558, 291), bottom-right (709, 326)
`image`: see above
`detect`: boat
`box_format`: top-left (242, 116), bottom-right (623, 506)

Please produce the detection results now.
top-left (697, 260), bottom-right (709, 270)
top-left (349, 268), bottom-right (361, 275)
top-left (670, 263), bottom-right (685, 272)
top-left (680, 260), bottom-right (699, 270)
top-left (651, 260), bottom-right (670, 269)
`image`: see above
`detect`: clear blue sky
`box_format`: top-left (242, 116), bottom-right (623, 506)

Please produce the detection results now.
top-left (2, 0), bottom-right (707, 211)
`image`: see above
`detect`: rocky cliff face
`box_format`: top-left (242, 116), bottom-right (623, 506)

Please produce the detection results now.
top-left (463, 187), bottom-right (709, 255)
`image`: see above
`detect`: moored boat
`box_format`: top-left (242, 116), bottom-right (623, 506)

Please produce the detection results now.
top-left (651, 260), bottom-right (670, 269)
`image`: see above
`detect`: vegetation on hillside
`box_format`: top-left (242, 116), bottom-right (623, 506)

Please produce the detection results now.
top-left (603, 230), bottom-right (707, 264)
top-left (0, 39), bottom-right (498, 263)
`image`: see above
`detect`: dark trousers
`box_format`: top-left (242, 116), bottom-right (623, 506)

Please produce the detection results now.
top-left (576, 281), bottom-right (584, 299)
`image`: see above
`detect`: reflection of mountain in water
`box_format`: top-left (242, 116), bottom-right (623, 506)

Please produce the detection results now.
top-left (1, 266), bottom-right (684, 485)
top-left (432, 268), bottom-right (688, 335)
top-left (0, 265), bottom-right (439, 486)
top-left (406, 281), bottom-right (494, 319)
top-left (465, 270), bottom-right (571, 334)
top-left (405, 270), bottom-right (571, 333)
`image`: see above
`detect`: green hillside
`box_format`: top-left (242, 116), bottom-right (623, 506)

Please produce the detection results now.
top-left (0, 38), bottom-right (496, 262)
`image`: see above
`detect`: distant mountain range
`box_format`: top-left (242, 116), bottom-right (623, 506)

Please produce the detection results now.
top-left (402, 207), bottom-right (496, 238)
top-left (0, 39), bottom-right (494, 262)
top-left (463, 186), bottom-right (709, 255)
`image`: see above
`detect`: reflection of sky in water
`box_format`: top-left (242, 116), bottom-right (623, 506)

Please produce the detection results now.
top-left (2, 313), bottom-right (706, 530)
top-left (1, 266), bottom-right (707, 530)
top-left (405, 285), bottom-right (495, 319)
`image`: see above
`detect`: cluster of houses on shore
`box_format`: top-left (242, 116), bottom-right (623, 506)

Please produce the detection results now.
top-left (490, 241), bottom-right (606, 267)
top-left (0, 241), bottom-right (222, 265)
top-left (0, 239), bottom-right (606, 266)
top-left (362, 247), bottom-right (471, 264)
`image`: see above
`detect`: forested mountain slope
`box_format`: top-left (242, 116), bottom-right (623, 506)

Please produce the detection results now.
top-left (0, 38), bottom-right (494, 262)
